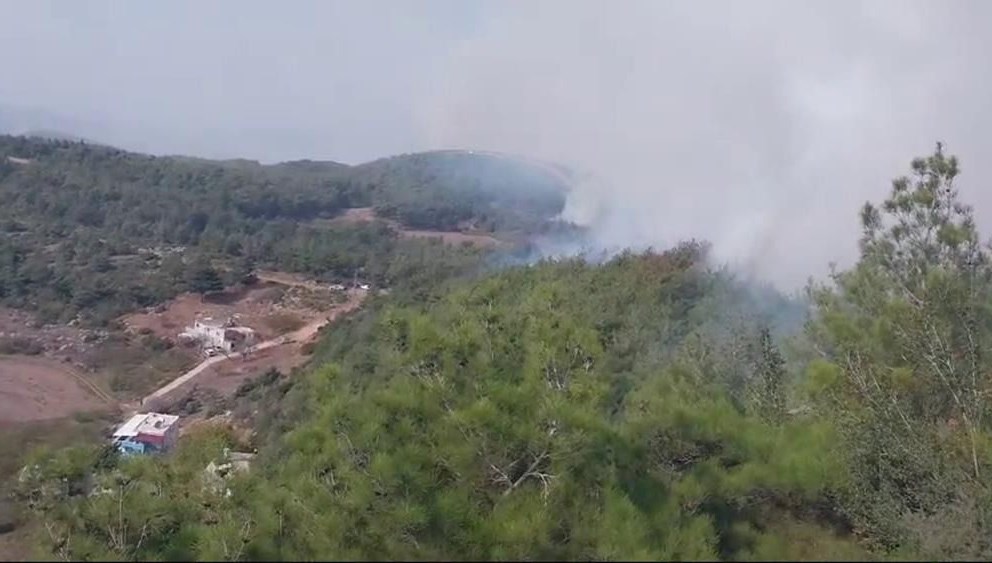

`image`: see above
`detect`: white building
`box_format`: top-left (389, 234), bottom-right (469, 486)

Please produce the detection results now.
top-left (180, 318), bottom-right (226, 348)
top-left (179, 317), bottom-right (256, 354)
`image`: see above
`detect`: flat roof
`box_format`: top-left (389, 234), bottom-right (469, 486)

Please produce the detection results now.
top-left (113, 412), bottom-right (179, 438)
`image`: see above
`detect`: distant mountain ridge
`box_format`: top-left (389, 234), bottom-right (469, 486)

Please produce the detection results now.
top-left (21, 129), bottom-right (104, 145)
top-left (0, 133), bottom-right (572, 234)
top-left (0, 104), bottom-right (107, 142)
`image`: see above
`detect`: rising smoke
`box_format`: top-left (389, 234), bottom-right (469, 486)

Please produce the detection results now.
top-left (417, 0), bottom-right (992, 290)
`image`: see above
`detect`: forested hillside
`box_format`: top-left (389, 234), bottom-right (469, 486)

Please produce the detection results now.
top-left (0, 137), bottom-right (566, 324)
top-left (12, 144), bottom-right (992, 561)
top-left (350, 151), bottom-right (569, 232)
top-left (16, 243), bottom-right (837, 561)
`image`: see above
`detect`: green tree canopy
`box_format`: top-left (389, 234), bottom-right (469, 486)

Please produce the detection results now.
top-left (807, 143), bottom-right (992, 558)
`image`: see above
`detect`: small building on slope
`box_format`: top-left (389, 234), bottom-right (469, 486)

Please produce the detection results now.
top-left (112, 412), bottom-right (180, 455)
top-left (179, 317), bottom-right (257, 356)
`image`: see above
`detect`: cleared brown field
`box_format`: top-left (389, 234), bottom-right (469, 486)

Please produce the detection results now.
top-left (121, 282), bottom-right (322, 343)
top-left (397, 228), bottom-right (504, 247)
top-left (326, 207), bottom-right (505, 247)
top-left (0, 355), bottom-right (110, 423)
top-left (147, 287), bottom-right (366, 404)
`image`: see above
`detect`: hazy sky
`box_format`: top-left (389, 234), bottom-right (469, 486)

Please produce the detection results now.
top-left (0, 1), bottom-right (484, 161)
top-left (3, 0), bottom-right (992, 287)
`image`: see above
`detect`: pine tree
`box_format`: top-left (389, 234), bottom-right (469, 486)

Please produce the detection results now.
top-left (187, 259), bottom-right (224, 294)
top-left (754, 326), bottom-right (786, 422)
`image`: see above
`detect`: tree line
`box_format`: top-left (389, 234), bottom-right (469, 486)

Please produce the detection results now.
top-left (0, 137), bottom-right (564, 325)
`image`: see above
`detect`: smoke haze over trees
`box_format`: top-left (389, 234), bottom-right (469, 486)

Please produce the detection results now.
top-left (5, 3), bottom-right (992, 559)
top-left (4, 1), bottom-right (992, 288)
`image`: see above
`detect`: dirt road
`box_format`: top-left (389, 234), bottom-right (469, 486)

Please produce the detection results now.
top-left (142, 288), bottom-right (366, 404)
top-left (255, 271), bottom-right (329, 291)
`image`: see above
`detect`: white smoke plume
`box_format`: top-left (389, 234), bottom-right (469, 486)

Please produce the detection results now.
top-left (417, 0), bottom-right (992, 289)
top-left (3, 1), bottom-right (992, 289)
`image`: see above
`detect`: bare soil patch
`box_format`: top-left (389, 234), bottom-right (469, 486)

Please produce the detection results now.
top-left (196, 344), bottom-right (303, 397)
top-left (263, 312), bottom-right (306, 334)
top-left (0, 355), bottom-right (109, 423)
top-left (0, 523), bottom-right (35, 561)
top-left (326, 207), bottom-right (505, 247)
top-left (0, 307), bottom-right (193, 406)
top-left (203, 288), bottom-right (366, 396)
top-left (0, 307), bottom-right (110, 367)
top-left (333, 207), bottom-right (378, 224)
top-left (397, 228), bottom-right (504, 247)
top-left (0, 273), bottom-right (357, 426)
top-left (121, 281), bottom-right (332, 343)
top-left (149, 288), bottom-right (366, 405)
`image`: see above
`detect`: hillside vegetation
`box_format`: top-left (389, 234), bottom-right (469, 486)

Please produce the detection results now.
top-left (12, 145), bottom-right (992, 560)
top-left (11, 144), bottom-right (992, 561)
top-left (350, 151), bottom-right (568, 232)
top-left (0, 137), bottom-right (566, 324)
